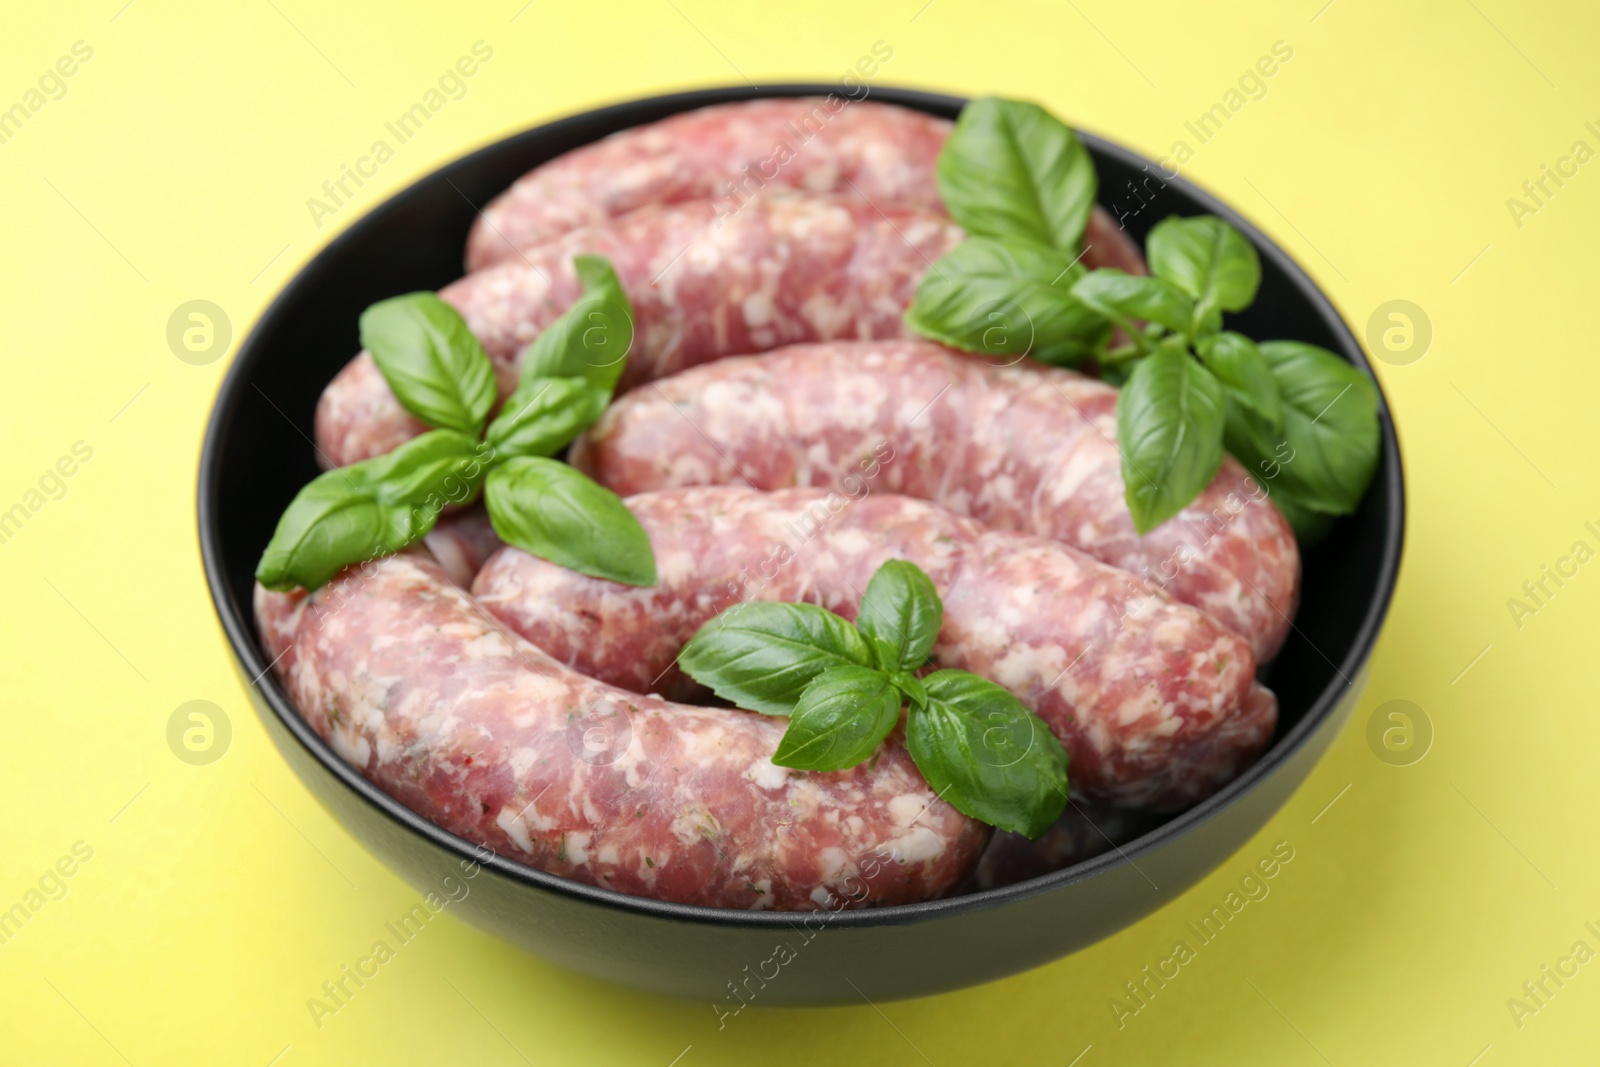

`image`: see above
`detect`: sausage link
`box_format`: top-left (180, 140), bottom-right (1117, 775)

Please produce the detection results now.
top-left (316, 196), bottom-right (963, 468)
top-left (467, 97), bottom-right (950, 270)
top-left (471, 487), bottom-right (1276, 811)
top-left (570, 341), bottom-right (1300, 662)
top-left (254, 551), bottom-right (985, 910)
top-left (466, 97), bottom-right (1146, 276)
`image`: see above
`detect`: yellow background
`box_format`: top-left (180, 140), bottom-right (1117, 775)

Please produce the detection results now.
top-left (1, 0), bottom-right (1594, 1062)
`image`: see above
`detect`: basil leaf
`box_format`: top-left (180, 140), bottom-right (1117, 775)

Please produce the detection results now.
top-left (257, 473), bottom-right (407, 592)
top-left (573, 253), bottom-right (628, 299)
top-left (1223, 340), bottom-right (1379, 516)
top-left (679, 602), bottom-right (875, 715)
top-left (365, 429), bottom-right (491, 505)
top-left (1196, 331), bottom-right (1282, 429)
top-left (256, 430), bottom-right (485, 590)
top-left (1146, 215), bottom-right (1260, 336)
top-left (519, 255), bottom-right (634, 392)
top-left (856, 560), bottom-right (943, 673)
top-left (484, 456), bottom-right (656, 586)
top-left (770, 666), bottom-right (903, 771)
top-left (485, 376), bottom-right (610, 459)
top-left (903, 238), bottom-right (1111, 366)
top-left (937, 97), bottom-right (1097, 252)
top-left (892, 671), bottom-right (928, 710)
top-left (360, 293), bottom-right (496, 435)
top-left (1117, 346), bottom-right (1226, 533)
top-left (906, 670), bottom-right (1068, 839)
top-left (1071, 269), bottom-right (1195, 338)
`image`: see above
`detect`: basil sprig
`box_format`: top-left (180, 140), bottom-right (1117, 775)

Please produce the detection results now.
top-left (1071, 218), bottom-right (1261, 533)
top-left (680, 560), bottom-right (1068, 838)
top-left (1071, 215), bottom-right (1375, 536)
top-left (905, 96), bottom-right (1382, 540)
top-left (256, 256), bottom-right (656, 590)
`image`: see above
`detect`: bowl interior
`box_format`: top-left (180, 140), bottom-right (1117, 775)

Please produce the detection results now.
top-left (201, 84), bottom-right (1402, 924)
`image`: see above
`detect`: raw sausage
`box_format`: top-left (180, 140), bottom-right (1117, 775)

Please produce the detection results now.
top-left (253, 551), bottom-right (985, 910)
top-left (570, 341), bottom-right (1300, 662)
top-left (466, 97), bottom-right (1146, 275)
top-left (316, 195), bottom-right (964, 467)
top-left (467, 97), bottom-right (946, 269)
top-left (470, 486), bottom-right (1277, 811)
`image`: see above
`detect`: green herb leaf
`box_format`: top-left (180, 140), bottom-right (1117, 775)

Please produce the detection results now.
top-left (519, 255), bottom-right (634, 393)
top-left (256, 430), bottom-right (486, 590)
top-left (1223, 340), bottom-right (1379, 517)
top-left (892, 671), bottom-right (928, 709)
top-left (1071, 269), bottom-right (1196, 338)
top-left (484, 376), bottom-right (610, 459)
top-left (856, 560), bottom-right (943, 673)
top-left (360, 293), bottom-right (497, 435)
top-left (936, 97), bottom-right (1097, 252)
top-left (1117, 346), bottom-right (1227, 533)
top-left (1196, 331), bottom-right (1282, 429)
top-left (1146, 215), bottom-right (1260, 337)
top-left (906, 670), bottom-right (1068, 839)
top-left (770, 666), bottom-right (903, 771)
top-left (366, 429), bottom-right (493, 507)
top-left (679, 602), bottom-right (875, 715)
top-left (903, 238), bottom-right (1111, 366)
top-left (484, 456), bottom-right (656, 586)
top-left (256, 473), bottom-right (408, 592)
top-left (483, 255), bottom-right (633, 460)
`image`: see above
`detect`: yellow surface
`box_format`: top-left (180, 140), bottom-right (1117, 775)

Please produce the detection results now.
top-left (2, 0), bottom-right (1594, 1062)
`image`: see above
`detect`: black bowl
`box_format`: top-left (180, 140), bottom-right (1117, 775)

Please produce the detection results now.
top-left (198, 83), bottom-right (1403, 1005)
